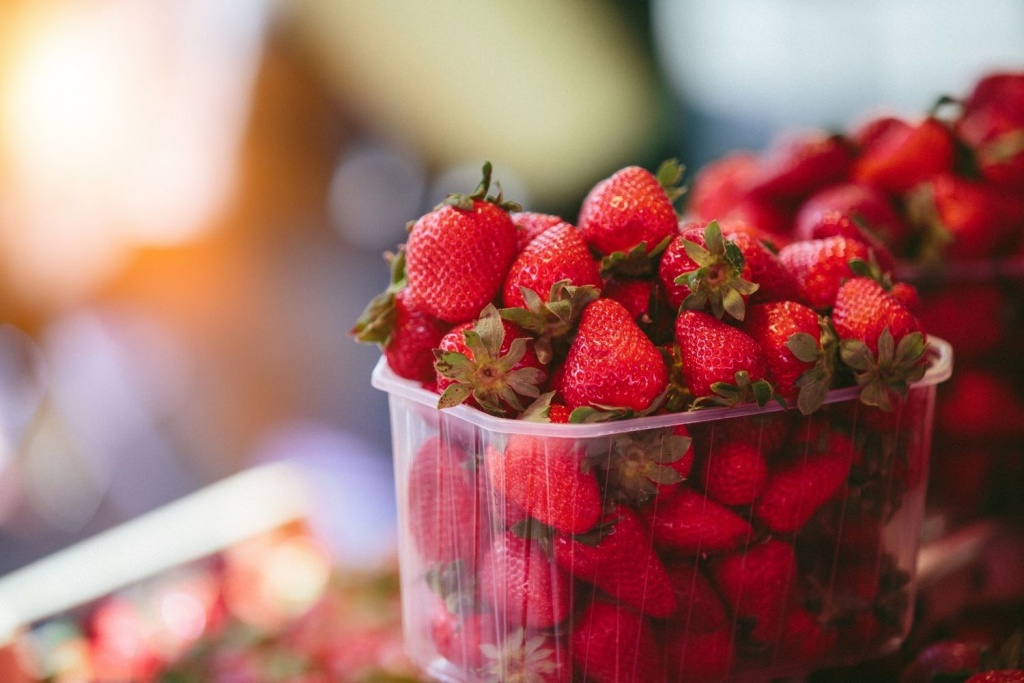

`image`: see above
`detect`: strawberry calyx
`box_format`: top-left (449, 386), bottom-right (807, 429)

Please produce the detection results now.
top-left (655, 157), bottom-right (688, 205)
top-left (903, 182), bottom-right (955, 266)
top-left (434, 305), bottom-right (547, 416)
top-left (441, 161), bottom-right (522, 214)
top-left (426, 559), bottom-right (476, 615)
top-left (479, 628), bottom-right (562, 683)
top-left (693, 371), bottom-right (781, 410)
top-left (598, 235), bottom-right (673, 279)
top-left (788, 319), bottom-right (839, 415)
top-left (677, 220), bottom-right (760, 321)
top-left (839, 328), bottom-right (928, 411)
top-left (500, 279), bottom-right (601, 364)
top-left (567, 387), bottom-right (669, 424)
top-left (349, 247), bottom-right (407, 345)
top-left (590, 429), bottom-right (692, 504)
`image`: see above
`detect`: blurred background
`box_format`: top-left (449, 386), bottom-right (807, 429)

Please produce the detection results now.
top-left (0, 0), bottom-right (1022, 580)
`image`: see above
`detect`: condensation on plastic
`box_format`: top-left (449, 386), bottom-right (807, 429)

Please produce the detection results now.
top-left (373, 338), bottom-right (952, 683)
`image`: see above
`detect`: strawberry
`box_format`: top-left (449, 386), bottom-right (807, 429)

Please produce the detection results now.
top-left (511, 211), bottom-right (566, 251)
top-left (408, 436), bottom-right (489, 566)
top-left (689, 412), bottom-right (793, 462)
top-left (674, 309), bottom-right (774, 407)
top-left (661, 627), bottom-right (735, 683)
top-left (434, 304), bottom-right (547, 416)
top-left (831, 277), bottom-right (928, 411)
top-left (776, 605), bottom-right (837, 664)
top-left (747, 130), bottom-right (853, 203)
top-left (743, 300), bottom-right (836, 414)
top-left (776, 235), bottom-right (890, 312)
top-left (560, 298), bottom-right (668, 415)
top-left (793, 181), bottom-right (911, 255)
top-left (501, 222), bottom-right (601, 309)
top-left (578, 160), bottom-right (685, 274)
top-left (716, 214), bottom-right (793, 252)
top-left (486, 433), bottom-right (603, 535)
top-left (914, 282), bottom-right (1008, 360)
top-left (642, 486), bottom-right (754, 556)
top-left (596, 425), bottom-right (694, 504)
top-left (753, 424), bottom-right (855, 534)
top-left (727, 230), bottom-right (806, 305)
top-left (479, 629), bottom-right (571, 683)
top-left (955, 72), bottom-right (1024, 188)
top-left (850, 115), bottom-right (956, 194)
top-left (934, 368), bottom-right (1024, 439)
top-left (708, 538), bottom-right (797, 643)
top-left (430, 600), bottom-right (499, 668)
top-left (405, 162), bottom-right (520, 323)
top-left (500, 278), bottom-right (600, 365)
top-left (695, 437), bottom-right (768, 507)
top-left (686, 150), bottom-right (759, 221)
top-left (662, 559), bottom-right (729, 633)
top-left (570, 598), bottom-right (665, 683)
top-left (658, 220), bottom-right (758, 320)
top-left (552, 505), bottom-right (676, 618)
top-left (477, 530), bottom-right (572, 629)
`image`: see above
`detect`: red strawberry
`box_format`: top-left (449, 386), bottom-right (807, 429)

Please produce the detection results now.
top-left (956, 72), bottom-right (1024, 188)
top-left (661, 627), bottom-right (735, 683)
top-left (851, 116), bottom-right (956, 194)
top-left (408, 436), bottom-right (489, 565)
top-left (477, 530), bottom-right (572, 629)
top-left (831, 277), bottom-right (928, 411)
top-left (674, 309), bottom-right (774, 407)
top-left (658, 220), bottom-right (758, 319)
top-left (914, 283), bottom-right (1007, 360)
top-left (747, 130), bottom-right (854, 203)
top-left (716, 214), bottom-right (793, 252)
top-left (479, 630), bottom-right (571, 683)
top-left (598, 425), bottom-right (694, 504)
top-left (695, 438), bottom-right (768, 507)
top-left (727, 231), bottom-right (806, 305)
top-left (708, 538), bottom-right (797, 643)
top-left (722, 195), bottom-right (796, 244)
top-left (777, 235), bottom-right (891, 311)
top-left (570, 598), bottom-right (665, 683)
top-left (578, 160), bottom-right (684, 270)
top-left (743, 300), bottom-right (835, 414)
top-left (687, 151), bottom-right (759, 221)
top-left (642, 486), bottom-right (753, 556)
top-left (502, 222), bottom-right (601, 309)
top-left (434, 305), bottom-right (547, 416)
top-left (965, 672), bottom-right (1024, 683)
top-left (552, 505), bottom-right (676, 618)
top-left (560, 298), bottom-right (668, 414)
top-left (662, 559), bottom-right (730, 633)
top-left (601, 276), bottom-right (655, 321)
top-left (754, 424), bottom-right (854, 534)
top-left (935, 368), bottom-right (1024, 439)
top-left (512, 211), bottom-right (565, 251)
top-left (793, 181), bottom-right (911, 255)
top-left (406, 162), bottom-right (519, 323)
top-left (430, 600), bottom-right (499, 668)
top-left (487, 433), bottom-right (603, 535)
top-left (689, 412), bottom-right (793, 462)
top-left (776, 605), bottom-right (837, 664)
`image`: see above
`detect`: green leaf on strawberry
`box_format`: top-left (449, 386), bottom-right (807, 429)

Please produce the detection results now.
top-left (677, 221), bottom-right (760, 321)
top-left (787, 322), bottom-right (838, 416)
top-left (591, 429), bottom-right (693, 504)
top-left (655, 157), bottom-right (688, 204)
top-left (598, 234), bottom-right (673, 279)
top-left (441, 160), bottom-right (522, 213)
top-left (349, 247), bottom-right (407, 345)
top-left (840, 328), bottom-right (928, 411)
top-left (500, 279), bottom-right (600, 364)
top-left (694, 370), bottom-right (782, 409)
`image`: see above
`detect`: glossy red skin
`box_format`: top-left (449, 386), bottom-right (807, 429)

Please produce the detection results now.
top-left (709, 539), bottom-right (797, 643)
top-left (385, 290), bottom-right (452, 382)
top-left (674, 310), bottom-right (769, 400)
top-left (511, 210), bottom-right (565, 251)
top-left (850, 116), bottom-right (956, 194)
top-left (777, 236), bottom-right (887, 311)
top-left (662, 559), bottom-right (730, 633)
top-left (501, 222), bottom-right (601, 308)
top-left (956, 72), bottom-right (1024, 187)
top-left (661, 627), bottom-right (735, 683)
top-left (925, 172), bottom-right (1022, 259)
top-left (642, 486), bottom-right (754, 555)
top-left (729, 231), bottom-right (806, 304)
top-left (577, 165), bottom-right (679, 257)
top-left (477, 531), bottom-right (572, 629)
top-left (561, 298), bottom-right (668, 413)
top-left (687, 151), bottom-right (760, 221)
top-left (696, 438), bottom-right (768, 507)
top-left (406, 199), bottom-right (518, 323)
top-left (743, 300), bottom-right (821, 401)
top-left (570, 599), bottom-right (666, 683)
top-left (793, 181), bottom-right (910, 253)
top-left (747, 131), bottom-right (854, 204)
top-left (830, 277), bottom-right (922, 354)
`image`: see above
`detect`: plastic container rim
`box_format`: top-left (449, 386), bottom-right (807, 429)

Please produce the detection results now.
top-left (371, 336), bottom-right (952, 438)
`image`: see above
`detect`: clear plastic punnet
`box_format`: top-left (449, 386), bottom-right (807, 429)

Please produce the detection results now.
top-left (373, 337), bottom-right (952, 683)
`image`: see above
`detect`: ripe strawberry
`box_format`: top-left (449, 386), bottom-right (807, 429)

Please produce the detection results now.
top-left (502, 222), bottom-right (601, 309)
top-left (434, 304), bottom-right (547, 416)
top-left (955, 72), bottom-right (1024, 188)
top-left (776, 606), bottom-right (837, 664)
top-left (661, 626), bottom-right (735, 683)
top-left (658, 220), bottom-right (758, 319)
top-left (935, 368), bottom-right (1024, 439)
top-left (914, 282), bottom-right (1007, 360)
top-left (642, 486), bottom-right (754, 556)
top-left (727, 230), bottom-right (806, 305)
top-left (687, 150), bottom-right (759, 221)
top-left (754, 425), bottom-right (854, 534)
top-left (662, 559), bottom-right (729, 633)
top-left (578, 160), bottom-right (685, 271)
top-left (743, 300), bottom-right (836, 414)
top-left (716, 214), bottom-right (793, 252)
top-left (597, 425), bottom-right (694, 504)
top-left (430, 600), bottom-right (499, 668)
top-left (406, 162), bottom-right (519, 323)
top-left (511, 211), bottom-right (565, 251)
top-left (408, 436), bottom-right (489, 566)
top-left (552, 505), bottom-right (676, 618)
top-left (907, 172), bottom-right (1023, 261)
top-left (477, 530), bottom-right (572, 629)
top-left (674, 309), bottom-right (774, 407)
top-left (793, 181), bottom-right (911, 255)
top-left (777, 235), bottom-right (890, 311)
top-left (560, 298), bottom-right (668, 414)
top-left (695, 438), bottom-right (768, 507)
top-left (486, 432), bottom-right (603, 535)
top-left (689, 412), bottom-right (793, 462)
top-left (708, 538), bottom-right (797, 643)
top-left (747, 130), bottom-right (853, 203)
top-left (570, 598), bottom-right (665, 683)
top-left (851, 115), bottom-right (956, 194)
top-left (479, 629), bottom-right (571, 683)
top-left (831, 277), bottom-right (928, 411)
